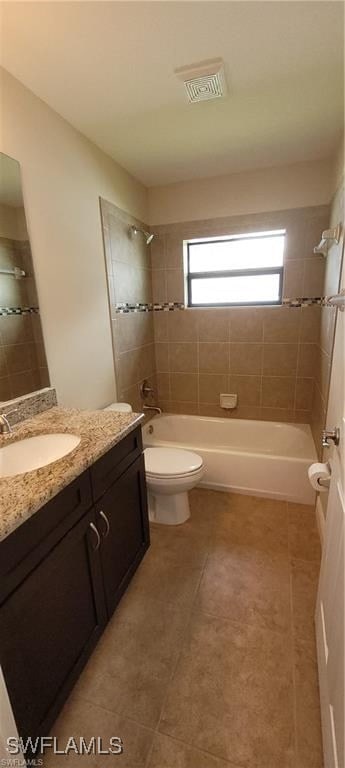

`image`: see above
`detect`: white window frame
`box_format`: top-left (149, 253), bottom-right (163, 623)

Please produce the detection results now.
top-left (185, 230), bottom-right (285, 307)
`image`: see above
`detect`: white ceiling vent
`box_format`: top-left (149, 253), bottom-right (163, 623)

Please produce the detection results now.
top-left (175, 58), bottom-right (227, 103)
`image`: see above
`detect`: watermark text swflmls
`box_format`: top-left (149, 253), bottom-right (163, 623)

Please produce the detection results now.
top-left (6, 736), bottom-right (123, 756)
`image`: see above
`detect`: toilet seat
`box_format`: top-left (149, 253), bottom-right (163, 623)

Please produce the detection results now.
top-left (144, 447), bottom-right (203, 479)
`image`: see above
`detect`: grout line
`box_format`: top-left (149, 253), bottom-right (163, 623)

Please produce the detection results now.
top-left (149, 542), bottom-right (211, 765)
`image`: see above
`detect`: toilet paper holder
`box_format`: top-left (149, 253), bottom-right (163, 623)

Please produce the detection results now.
top-left (318, 475), bottom-right (330, 489)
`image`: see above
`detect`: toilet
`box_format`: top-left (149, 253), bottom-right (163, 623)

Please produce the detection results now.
top-left (103, 402), bottom-right (132, 413)
top-left (144, 447), bottom-right (204, 525)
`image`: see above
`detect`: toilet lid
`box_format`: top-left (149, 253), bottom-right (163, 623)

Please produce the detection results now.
top-left (144, 447), bottom-right (203, 477)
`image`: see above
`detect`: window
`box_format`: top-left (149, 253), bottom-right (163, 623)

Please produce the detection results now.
top-left (186, 230), bottom-right (285, 307)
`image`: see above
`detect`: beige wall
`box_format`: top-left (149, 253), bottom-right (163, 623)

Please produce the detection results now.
top-left (148, 158), bottom-right (333, 225)
top-left (0, 68), bottom-right (148, 409)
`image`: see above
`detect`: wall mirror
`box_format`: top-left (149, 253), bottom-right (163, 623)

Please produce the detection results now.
top-left (0, 152), bottom-right (49, 403)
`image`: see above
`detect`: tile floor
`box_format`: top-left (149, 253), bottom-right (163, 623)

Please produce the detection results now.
top-left (45, 489), bottom-right (323, 768)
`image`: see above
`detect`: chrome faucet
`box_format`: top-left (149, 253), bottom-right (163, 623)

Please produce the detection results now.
top-left (0, 409), bottom-right (18, 434)
top-left (142, 405), bottom-right (162, 415)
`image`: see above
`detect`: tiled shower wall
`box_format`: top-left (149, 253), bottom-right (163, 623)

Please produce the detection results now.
top-left (0, 235), bottom-right (49, 401)
top-left (311, 179), bottom-right (344, 456)
top-left (151, 205), bottom-right (329, 422)
top-left (100, 199), bottom-right (157, 411)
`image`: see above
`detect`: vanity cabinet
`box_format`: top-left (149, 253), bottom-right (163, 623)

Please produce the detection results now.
top-left (96, 455), bottom-right (149, 617)
top-left (0, 426), bottom-right (149, 748)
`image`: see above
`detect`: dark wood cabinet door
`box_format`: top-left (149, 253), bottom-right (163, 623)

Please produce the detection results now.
top-left (0, 509), bottom-right (106, 743)
top-left (96, 454), bottom-right (149, 618)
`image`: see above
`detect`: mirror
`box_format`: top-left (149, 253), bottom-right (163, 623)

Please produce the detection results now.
top-left (0, 153), bottom-right (49, 402)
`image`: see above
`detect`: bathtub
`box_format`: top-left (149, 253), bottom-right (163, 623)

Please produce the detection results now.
top-left (142, 414), bottom-right (317, 505)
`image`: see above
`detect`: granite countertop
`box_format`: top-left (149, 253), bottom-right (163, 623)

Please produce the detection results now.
top-left (0, 406), bottom-right (144, 543)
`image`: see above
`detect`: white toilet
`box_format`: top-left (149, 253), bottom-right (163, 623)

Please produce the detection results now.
top-left (103, 402), bottom-right (132, 413)
top-left (144, 447), bottom-right (204, 525)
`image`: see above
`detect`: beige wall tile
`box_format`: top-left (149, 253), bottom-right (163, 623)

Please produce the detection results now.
top-left (295, 378), bottom-right (314, 411)
top-left (169, 342), bottom-right (197, 373)
top-left (169, 400), bottom-right (199, 415)
top-left (263, 343), bottom-right (298, 376)
top-left (199, 342), bottom-right (229, 374)
top-left (166, 269), bottom-right (185, 303)
top-left (168, 310), bottom-right (198, 341)
top-left (230, 307), bottom-right (264, 342)
top-left (155, 342), bottom-right (169, 372)
top-left (198, 402), bottom-right (231, 417)
top-left (165, 234), bottom-right (183, 268)
top-left (0, 376), bottom-right (11, 400)
top-left (170, 373), bottom-right (198, 402)
top-left (228, 405), bottom-right (262, 420)
top-left (283, 260), bottom-right (304, 298)
top-left (197, 309), bottom-right (229, 342)
top-left (294, 410), bottom-right (312, 423)
top-left (154, 311), bottom-right (169, 342)
top-left (150, 233), bottom-right (166, 270)
top-left (262, 376), bottom-right (295, 408)
top-left (230, 343), bottom-right (263, 374)
top-left (297, 344), bottom-right (318, 378)
top-left (261, 407), bottom-right (295, 422)
top-left (157, 372), bottom-right (171, 400)
top-left (300, 306), bottom-right (320, 343)
top-left (228, 374), bottom-right (261, 406)
top-left (263, 307), bottom-right (301, 342)
top-left (117, 312), bottom-right (154, 353)
top-left (199, 373), bottom-right (228, 404)
top-left (152, 270), bottom-right (167, 303)
top-left (303, 256), bottom-right (325, 297)
top-left (320, 306), bottom-right (337, 355)
top-left (284, 220), bottom-right (307, 261)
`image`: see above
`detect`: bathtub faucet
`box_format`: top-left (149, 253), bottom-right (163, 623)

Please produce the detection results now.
top-left (143, 405), bottom-right (162, 415)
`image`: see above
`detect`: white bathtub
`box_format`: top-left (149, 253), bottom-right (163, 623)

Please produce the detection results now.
top-left (142, 414), bottom-right (317, 505)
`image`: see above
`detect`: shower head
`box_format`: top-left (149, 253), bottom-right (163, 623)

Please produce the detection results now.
top-left (130, 225), bottom-right (154, 246)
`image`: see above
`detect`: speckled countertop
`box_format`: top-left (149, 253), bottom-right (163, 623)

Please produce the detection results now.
top-left (0, 407), bottom-right (144, 543)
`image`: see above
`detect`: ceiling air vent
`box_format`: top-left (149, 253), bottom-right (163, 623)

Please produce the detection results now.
top-left (175, 58), bottom-right (227, 103)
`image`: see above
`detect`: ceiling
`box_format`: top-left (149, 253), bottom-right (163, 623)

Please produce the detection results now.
top-left (1, 1), bottom-right (344, 187)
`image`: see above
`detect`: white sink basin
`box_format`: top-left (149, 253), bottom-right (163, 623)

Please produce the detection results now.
top-left (0, 433), bottom-right (81, 478)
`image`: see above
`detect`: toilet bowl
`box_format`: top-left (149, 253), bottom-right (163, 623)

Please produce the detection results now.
top-left (144, 447), bottom-right (204, 525)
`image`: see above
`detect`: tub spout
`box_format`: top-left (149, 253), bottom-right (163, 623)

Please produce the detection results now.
top-left (143, 405), bottom-right (162, 415)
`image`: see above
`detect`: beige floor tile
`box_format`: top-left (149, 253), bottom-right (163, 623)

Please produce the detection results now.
top-left (147, 732), bottom-right (238, 767)
top-left (127, 544), bottom-right (204, 609)
top-left (72, 591), bottom-right (189, 728)
top-left (288, 503), bottom-right (321, 562)
top-left (149, 524), bottom-right (209, 567)
top-left (195, 547), bottom-right (291, 634)
top-left (294, 641), bottom-right (324, 768)
top-left (45, 698), bottom-right (154, 767)
top-left (210, 493), bottom-right (289, 556)
top-left (159, 611), bottom-right (295, 767)
top-left (291, 558), bottom-right (320, 644)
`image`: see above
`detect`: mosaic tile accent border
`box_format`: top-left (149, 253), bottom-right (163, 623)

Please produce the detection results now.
top-left (0, 306), bottom-right (39, 316)
top-left (115, 299), bottom-right (323, 313)
top-left (114, 302), bottom-right (185, 313)
top-left (282, 297), bottom-right (322, 308)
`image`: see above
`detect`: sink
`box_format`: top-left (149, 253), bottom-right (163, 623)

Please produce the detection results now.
top-left (0, 434), bottom-right (81, 478)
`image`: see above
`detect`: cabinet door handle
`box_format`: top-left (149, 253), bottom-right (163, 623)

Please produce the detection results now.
top-left (98, 510), bottom-right (110, 538)
top-left (89, 522), bottom-right (101, 551)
